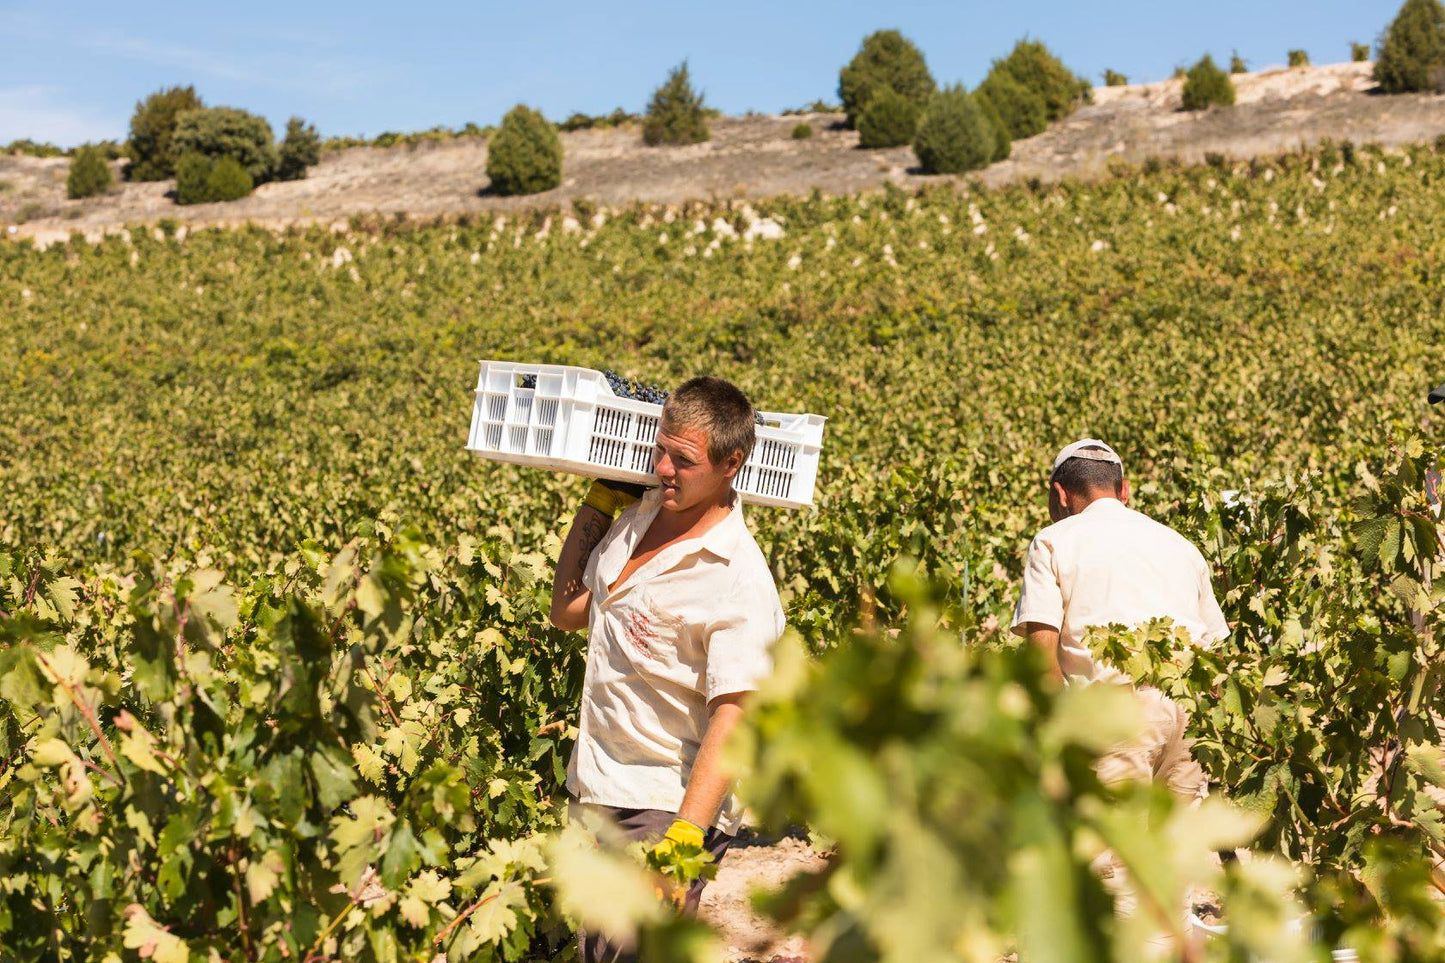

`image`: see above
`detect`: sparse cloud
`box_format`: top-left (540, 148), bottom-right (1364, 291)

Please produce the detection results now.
top-left (1, 12), bottom-right (377, 100)
top-left (0, 86), bottom-right (123, 146)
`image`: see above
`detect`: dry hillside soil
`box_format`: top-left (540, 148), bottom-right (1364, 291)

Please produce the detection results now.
top-left (5, 62), bottom-right (1444, 246)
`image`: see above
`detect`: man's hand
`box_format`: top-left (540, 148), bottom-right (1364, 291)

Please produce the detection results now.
top-left (646, 819), bottom-right (714, 906)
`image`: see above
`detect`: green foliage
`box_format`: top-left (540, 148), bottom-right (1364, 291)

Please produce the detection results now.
top-left (65, 146), bottom-right (112, 200)
top-left (1103, 68), bottom-right (1128, 86)
top-left (125, 85), bottom-right (205, 181)
top-left (837, 29), bottom-right (937, 129)
top-left (485, 104), bottom-right (563, 196)
top-left (172, 106), bottom-right (278, 183)
top-left (558, 108), bottom-right (637, 132)
top-left (1182, 54), bottom-right (1237, 110)
top-left (5, 138), bottom-right (66, 158)
top-left (781, 99), bottom-right (839, 115)
top-left (1230, 51), bottom-right (1248, 73)
top-left (641, 62), bottom-right (710, 147)
top-left (205, 155), bottom-right (253, 201)
top-left (790, 121), bottom-right (813, 140)
top-left (856, 87), bottom-right (920, 149)
top-left (738, 572), bottom-right (1307, 961)
top-left (1352, 41), bottom-right (1371, 62)
top-left (7, 141), bottom-right (1445, 958)
top-left (975, 93), bottom-right (1012, 161)
top-left (1288, 48), bottom-right (1311, 67)
top-left (992, 38), bottom-right (1090, 122)
top-left (1375, 0), bottom-right (1445, 93)
top-left (912, 85), bottom-right (996, 174)
top-left (0, 532), bottom-right (575, 960)
top-left (173, 152), bottom-right (213, 205)
top-left (977, 69), bottom-right (1049, 140)
top-left (276, 116), bottom-right (322, 182)
top-left (1094, 437), bottom-right (1445, 951)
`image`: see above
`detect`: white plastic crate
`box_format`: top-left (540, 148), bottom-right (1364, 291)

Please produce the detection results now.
top-left (466, 361), bottom-right (826, 509)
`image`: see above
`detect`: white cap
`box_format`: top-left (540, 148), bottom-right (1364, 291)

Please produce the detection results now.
top-left (1051, 438), bottom-right (1123, 476)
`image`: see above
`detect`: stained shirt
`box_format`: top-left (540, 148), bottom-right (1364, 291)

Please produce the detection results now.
top-left (566, 489), bottom-right (784, 833)
top-left (1010, 497), bottom-right (1230, 684)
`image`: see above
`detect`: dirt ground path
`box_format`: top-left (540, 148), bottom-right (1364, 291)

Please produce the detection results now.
top-left (699, 836), bottom-right (827, 963)
top-left (5, 61), bottom-right (1444, 244)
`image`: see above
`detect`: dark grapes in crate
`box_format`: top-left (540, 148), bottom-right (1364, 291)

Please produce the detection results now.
top-left (521, 370), bottom-right (763, 424)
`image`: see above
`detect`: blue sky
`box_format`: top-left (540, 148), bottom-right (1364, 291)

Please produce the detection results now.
top-left (1, 1), bottom-right (1399, 147)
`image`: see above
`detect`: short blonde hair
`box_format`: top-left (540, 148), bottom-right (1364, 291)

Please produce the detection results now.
top-left (660, 377), bottom-right (756, 466)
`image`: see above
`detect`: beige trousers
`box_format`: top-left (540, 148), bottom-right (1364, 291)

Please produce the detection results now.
top-left (1093, 686), bottom-right (1209, 921)
top-left (1095, 685), bottom-right (1208, 803)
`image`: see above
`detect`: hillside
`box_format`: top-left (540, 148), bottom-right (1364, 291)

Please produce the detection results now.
top-left (4, 61), bottom-right (1440, 245)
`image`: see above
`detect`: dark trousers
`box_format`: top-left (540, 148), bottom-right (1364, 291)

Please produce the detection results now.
top-left (572, 804), bottom-right (733, 963)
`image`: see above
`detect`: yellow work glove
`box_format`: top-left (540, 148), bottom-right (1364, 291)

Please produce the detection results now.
top-left (583, 479), bottom-right (645, 519)
top-left (646, 819), bottom-right (712, 907)
top-left (655, 818), bottom-right (705, 853)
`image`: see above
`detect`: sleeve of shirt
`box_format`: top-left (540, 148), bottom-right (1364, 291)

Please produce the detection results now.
top-left (1010, 535), bottom-right (1064, 636)
top-left (702, 573), bottom-right (783, 701)
top-left (1195, 556), bottom-right (1231, 644)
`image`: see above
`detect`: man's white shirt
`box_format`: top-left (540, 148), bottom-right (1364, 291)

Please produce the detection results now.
top-left (1010, 497), bottom-right (1229, 684)
top-left (567, 489), bottom-right (784, 833)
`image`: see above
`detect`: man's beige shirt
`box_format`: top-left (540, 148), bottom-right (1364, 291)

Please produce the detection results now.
top-left (567, 489), bottom-right (784, 834)
top-left (1010, 497), bottom-right (1229, 683)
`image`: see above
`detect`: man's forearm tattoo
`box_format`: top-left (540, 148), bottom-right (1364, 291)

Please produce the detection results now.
top-left (576, 509), bottom-right (609, 562)
top-left (559, 509), bottom-right (610, 601)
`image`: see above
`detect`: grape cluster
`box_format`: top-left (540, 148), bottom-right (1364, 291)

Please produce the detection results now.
top-left (518, 368), bottom-right (764, 425)
top-left (604, 370), bottom-right (669, 405)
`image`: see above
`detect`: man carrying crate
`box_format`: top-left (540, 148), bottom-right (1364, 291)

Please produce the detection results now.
top-left (549, 376), bottom-right (785, 960)
top-left (1011, 440), bottom-right (1231, 800)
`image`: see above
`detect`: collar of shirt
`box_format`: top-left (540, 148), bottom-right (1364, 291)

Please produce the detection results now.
top-left (1078, 497), bottom-right (1126, 517)
top-left (596, 487), bottom-right (745, 603)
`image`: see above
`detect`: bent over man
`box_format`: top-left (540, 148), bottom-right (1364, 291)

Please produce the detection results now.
top-left (1011, 439), bottom-right (1230, 801)
top-left (550, 377), bottom-right (784, 962)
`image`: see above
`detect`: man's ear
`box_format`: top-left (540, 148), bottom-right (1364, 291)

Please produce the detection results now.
top-left (1048, 481), bottom-right (1068, 520)
top-left (1119, 477), bottom-right (1131, 505)
top-left (722, 449), bottom-right (745, 480)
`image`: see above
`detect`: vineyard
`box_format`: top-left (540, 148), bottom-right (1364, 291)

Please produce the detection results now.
top-left (4, 141), bottom-right (1445, 960)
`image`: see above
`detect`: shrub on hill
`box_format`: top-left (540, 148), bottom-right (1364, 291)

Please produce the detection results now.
top-left (857, 87), bottom-right (920, 148)
top-left (1104, 69), bottom-right (1128, 86)
top-left (838, 30), bottom-right (937, 129)
top-left (559, 108), bottom-right (637, 132)
top-left (1375, 0), bottom-right (1445, 93)
top-left (174, 152), bottom-right (214, 205)
top-left (206, 156), bottom-right (254, 202)
top-left (1182, 54), bottom-right (1237, 110)
top-left (1288, 49), bottom-right (1311, 67)
top-left (6, 139), bottom-right (65, 158)
top-left (993, 39), bottom-right (1090, 122)
top-left (275, 117), bottom-right (322, 181)
top-left (485, 104), bottom-right (563, 195)
top-left (66, 146), bottom-right (112, 200)
top-left (975, 92), bottom-right (1012, 161)
top-left (912, 85), bottom-right (995, 175)
top-left (125, 85), bottom-right (204, 181)
top-left (791, 121), bottom-right (813, 139)
top-left (1352, 42), bottom-right (1371, 62)
top-left (977, 69), bottom-right (1048, 140)
top-left (173, 107), bottom-right (278, 183)
top-left (1230, 52), bottom-right (1248, 73)
top-left (642, 62), bottom-right (710, 146)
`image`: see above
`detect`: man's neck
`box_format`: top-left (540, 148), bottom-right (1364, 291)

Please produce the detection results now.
top-left (651, 489), bottom-right (734, 542)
